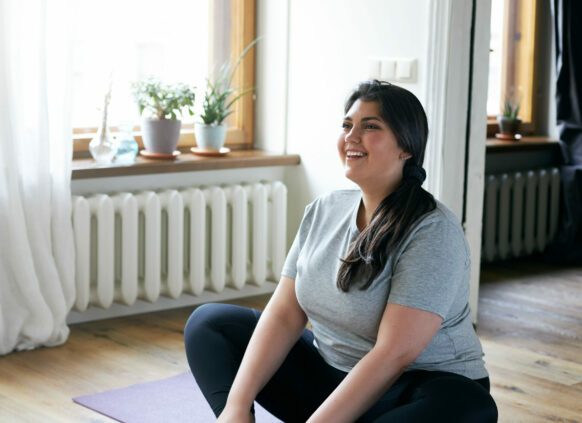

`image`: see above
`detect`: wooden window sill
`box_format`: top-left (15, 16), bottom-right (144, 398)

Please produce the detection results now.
top-left (485, 136), bottom-right (561, 174)
top-left (72, 149), bottom-right (301, 180)
top-left (486, 136), bottom-right (560, 153)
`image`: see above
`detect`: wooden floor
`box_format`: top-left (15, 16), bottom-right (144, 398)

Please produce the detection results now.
top-left (478, 259), bottom-right (582, 422)
top-left (1, 260), bottom-right (581, 422)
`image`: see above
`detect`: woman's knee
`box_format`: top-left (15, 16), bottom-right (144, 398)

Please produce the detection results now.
top-left (412, 373), bottom-right (498, 422)
top-left (184, 303), bottom-right (259, 353)
top-left (184, 303), bottom-right (221, 343)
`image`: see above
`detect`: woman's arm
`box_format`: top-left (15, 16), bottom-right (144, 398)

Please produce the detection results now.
top-left (307, 302), bottom-right (442, 423)
top-left (217, 275), bottom-right (308, 422)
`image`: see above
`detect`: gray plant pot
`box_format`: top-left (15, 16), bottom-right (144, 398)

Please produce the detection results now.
top-left (194, 123), bottom-right (227, 151)
top-left (497, 116), bottom-right (522, 137)
top-left (142, 118), bottom-right (181, 154)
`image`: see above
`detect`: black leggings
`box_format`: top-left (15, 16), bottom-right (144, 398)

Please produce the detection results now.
top-left (184, 303), bottom-right (498, 422)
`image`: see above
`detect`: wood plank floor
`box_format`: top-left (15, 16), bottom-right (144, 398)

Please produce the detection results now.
top-left (1, 260), bottom-right (581, 422)
top-left (478, 259), bottom-right (582, 422)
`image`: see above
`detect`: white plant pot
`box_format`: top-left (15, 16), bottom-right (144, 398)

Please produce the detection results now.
top-left (194, 123), bottom-right (227, 151)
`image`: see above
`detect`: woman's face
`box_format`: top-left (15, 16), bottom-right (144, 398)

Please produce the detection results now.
top-left (337, 99), bottom-right (409, 196)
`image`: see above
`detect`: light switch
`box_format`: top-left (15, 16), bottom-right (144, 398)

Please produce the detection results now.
top-left (380, 59), bottom-right (396, 80)
top-left (396, 59), bottom-right (416, 81)
top-left (368, 58), bottom-right (381, 79)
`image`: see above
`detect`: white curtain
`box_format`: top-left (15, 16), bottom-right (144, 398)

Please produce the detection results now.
top-left (0, 0), bottom-right (75, 354)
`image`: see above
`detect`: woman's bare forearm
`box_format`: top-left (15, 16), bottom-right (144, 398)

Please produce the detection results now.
top-left (225, 277), bottom-right (307, 409)
top-left (306, 346), bottom-right (406, 423)
top-left (308, 303), bottom-right (443, 422)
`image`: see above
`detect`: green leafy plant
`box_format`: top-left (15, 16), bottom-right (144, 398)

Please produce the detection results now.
top-left (200, 38), bottom-right (260, 125)
top-left (502, 97), bottom-right (520, 120)
top-left (132, 78), bottom-right (196, 120)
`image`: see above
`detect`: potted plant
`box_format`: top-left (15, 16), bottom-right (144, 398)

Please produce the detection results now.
top-left (194, 39), bottom-right (259, 152)
top-left (497, 97), bottom-right (521, 139)
top-left (132, 78), bottom-right (196, 155)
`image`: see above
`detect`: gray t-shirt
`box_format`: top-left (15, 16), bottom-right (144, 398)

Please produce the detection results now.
top-left (282, 189), bottom-right (488, 380)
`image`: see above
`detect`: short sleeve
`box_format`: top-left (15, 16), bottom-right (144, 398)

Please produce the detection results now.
top-left (280, 203), bottom-right (315, 280)
top-left (387, 218), bottom-right (469, 320)
top-left (281, 232), bottom-right (300, 279)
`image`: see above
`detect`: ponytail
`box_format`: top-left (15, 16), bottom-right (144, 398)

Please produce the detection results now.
top-left (336, 80), bottom-right (436, 291)
top-left (337, 165), bottom-right (435, 291)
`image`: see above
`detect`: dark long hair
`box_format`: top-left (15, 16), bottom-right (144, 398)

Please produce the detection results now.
top-left (337, 80), bottom-right (436, 291)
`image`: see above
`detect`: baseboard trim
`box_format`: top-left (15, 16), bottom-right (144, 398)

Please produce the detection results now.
top-left (66, 281), bottom-right (278, 324)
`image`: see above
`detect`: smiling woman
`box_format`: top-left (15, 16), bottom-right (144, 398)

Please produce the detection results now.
top-left (336, 81), bottom-right (436, 293)
top-left (184, 81), bottom-right (498, 422)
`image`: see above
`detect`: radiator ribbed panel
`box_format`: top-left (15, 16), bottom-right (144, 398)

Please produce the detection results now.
top-left (71, 182), bottom-right (287, 311)
top-left (482, 168), bottom-right (560, 262)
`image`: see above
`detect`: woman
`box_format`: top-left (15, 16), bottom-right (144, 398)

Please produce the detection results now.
top-left (184, 80), bottom-right (498, 422)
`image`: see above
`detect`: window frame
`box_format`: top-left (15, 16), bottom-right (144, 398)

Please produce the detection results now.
top-left (487, 0), bottom-right (541, 137)
top-left (73, 0), bottom-right (256, 157)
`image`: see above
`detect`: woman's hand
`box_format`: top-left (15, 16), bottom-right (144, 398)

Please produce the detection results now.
top-left (307, 303), bottom-right (443, 422)
top-left (216, 403), bottom-right (255, 423)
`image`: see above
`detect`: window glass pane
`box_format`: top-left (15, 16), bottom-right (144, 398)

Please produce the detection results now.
top-left (487, 0), bottom-right (504, 116)
top-left (71, 0), bottom-right (213, 129)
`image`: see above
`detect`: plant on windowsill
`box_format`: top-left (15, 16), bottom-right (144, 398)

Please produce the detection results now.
top-left (496, 97), bottom-right (521, 140)
top-left (194, 39), bottom-right (259, 153)
top-left (132, 78), bottom-right (196, 156)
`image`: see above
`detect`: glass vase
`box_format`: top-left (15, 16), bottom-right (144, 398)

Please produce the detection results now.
top-left (89, 128), bottom-right (117, 163)
top-left (115, 123), bottom-right (139, 163)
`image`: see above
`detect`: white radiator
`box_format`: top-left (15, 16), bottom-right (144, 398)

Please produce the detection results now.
top-left (68, 181), bottom-right (286, 322)
top-left (482, 168), bottom-right (560, 262)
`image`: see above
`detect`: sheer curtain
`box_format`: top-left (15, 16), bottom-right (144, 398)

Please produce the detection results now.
top-left (0, 0), bottom-right (75, 354)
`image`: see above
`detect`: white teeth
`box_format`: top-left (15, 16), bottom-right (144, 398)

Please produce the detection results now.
top-left (346, 151), bottom-right (366, 157)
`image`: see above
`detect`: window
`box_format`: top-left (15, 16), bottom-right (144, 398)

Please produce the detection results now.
top-left (72, 0), bottom-right (256, 156)
top-left (487, 0), bottom-right (540, 136)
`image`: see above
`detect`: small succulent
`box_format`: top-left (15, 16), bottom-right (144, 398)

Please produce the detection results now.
top-left (502, 97), bottom-right (520, 120)
top-left (132, 78), bottom-right (196, 120)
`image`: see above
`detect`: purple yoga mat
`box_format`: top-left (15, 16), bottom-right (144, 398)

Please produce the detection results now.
top-left (73, 372), bottom-right (282, 423)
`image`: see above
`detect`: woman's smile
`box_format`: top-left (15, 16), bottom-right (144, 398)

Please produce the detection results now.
top-left (345, 149), bottom-right (367, 160)
top-left (337, 99), bottom-right (408, 197)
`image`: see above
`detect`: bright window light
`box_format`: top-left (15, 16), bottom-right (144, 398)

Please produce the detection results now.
top-left (487, 0), bottom-right (504, 117)
top-left (71, 0), bottom-right (211, 129)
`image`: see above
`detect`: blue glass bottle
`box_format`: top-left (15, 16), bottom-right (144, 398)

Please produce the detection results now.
top-left (115, 123), bottom-right (139, 163)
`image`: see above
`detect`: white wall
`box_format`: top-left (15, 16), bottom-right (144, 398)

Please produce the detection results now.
top-left (256, 0), bottom-right (431, 239)
top-left (256, 1), bottom-right (494, 323)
